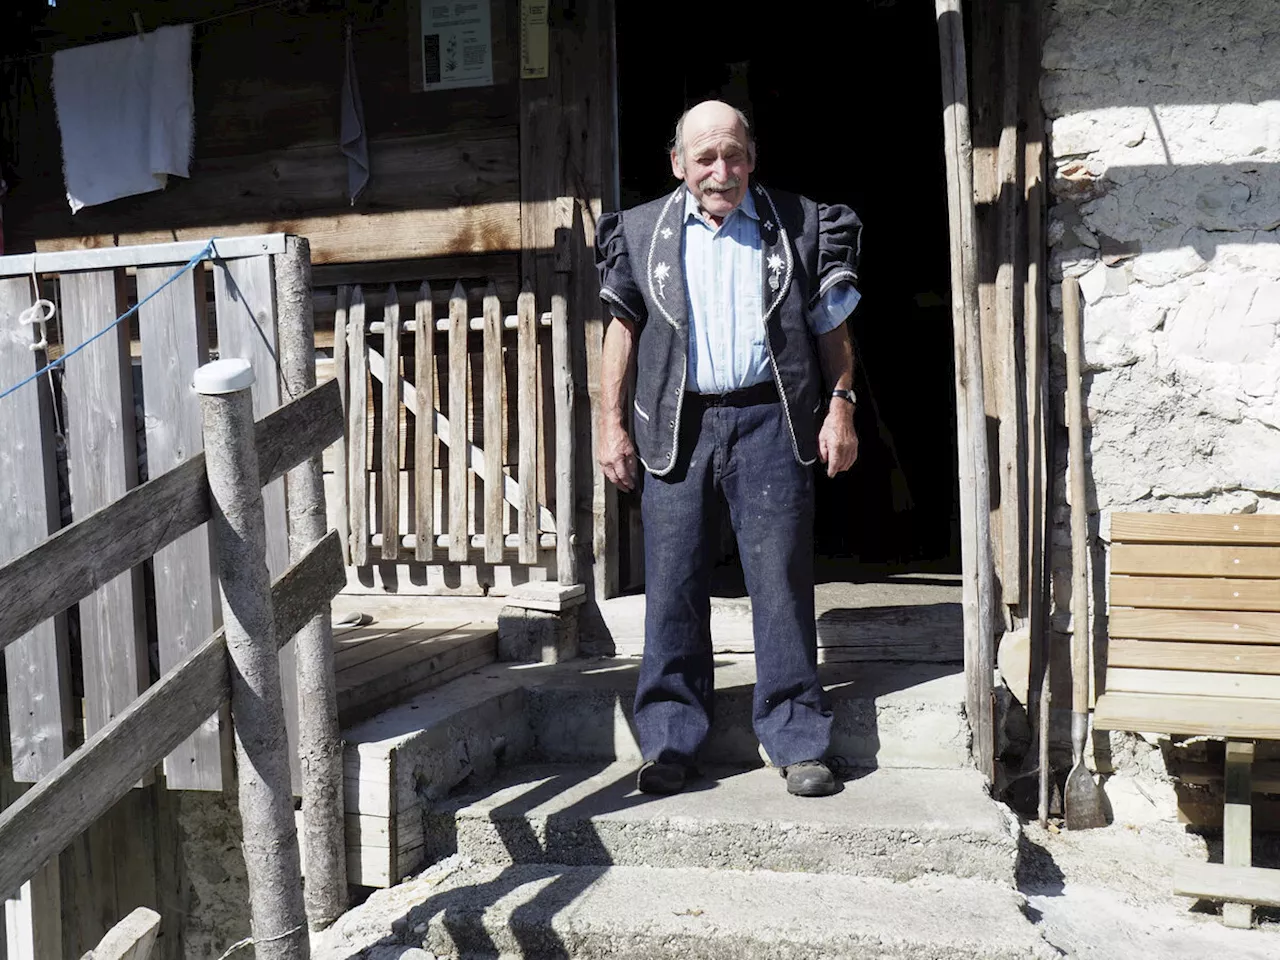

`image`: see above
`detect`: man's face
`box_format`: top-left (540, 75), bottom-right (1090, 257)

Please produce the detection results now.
top-left (671, 107), bottom-right (755, 222)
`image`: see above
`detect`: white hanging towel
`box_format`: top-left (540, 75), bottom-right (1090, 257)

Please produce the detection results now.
top-left (52, 24), bottom-right (194, 213)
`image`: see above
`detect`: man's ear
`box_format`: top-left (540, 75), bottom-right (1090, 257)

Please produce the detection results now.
top-left (670, 149), bottom-right (684, 180)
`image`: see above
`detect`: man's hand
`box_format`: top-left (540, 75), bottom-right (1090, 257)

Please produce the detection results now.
top-left (599, 420), bottom-right (639, 492)
top-left (817, 403), bottom-right (858, 478)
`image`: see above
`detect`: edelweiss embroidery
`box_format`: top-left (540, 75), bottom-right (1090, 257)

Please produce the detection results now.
top-left (653, 261), bottom-right (671, 299)
top-left (767, 253), bottom-right (784, 292)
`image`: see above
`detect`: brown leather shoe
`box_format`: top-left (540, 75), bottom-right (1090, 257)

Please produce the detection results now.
top-left (782, 759), bottom-right (837, 797)
top-left (636, 759), bottom-right (687, 795)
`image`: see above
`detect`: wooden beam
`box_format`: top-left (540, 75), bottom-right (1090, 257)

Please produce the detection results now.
top-left (1094, 692), bottom-right (1280, 738)
top-left (1173, 862), bottom-right (1280, 910)
top-left (0, 235), bottom-right (285, 278)
top-left (0, 380), bottom-right (342, 654)
top-left (0, 530), bottom-right (344, 901)
top-left (347, 288), bottom-right (370, 566)
top-left (1112, 513), bottom-right (1280, 545)
top-left (517, 287), bottom-right (540, 564)
top-left (33, 204), bottom-right (522, 266)
top-left (1108, 608), bottom-right (1280, 645)
top-left (414, 283), bottom-right (436, 563)
top-left (1110, 575), bottom-right (1280, 613)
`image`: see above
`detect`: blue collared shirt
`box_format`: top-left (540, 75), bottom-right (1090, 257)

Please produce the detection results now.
top-left (683, 189), bottom-right (861, 394)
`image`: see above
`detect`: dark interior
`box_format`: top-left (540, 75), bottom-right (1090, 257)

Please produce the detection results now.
top-left (615, 1), bottom-right (960, 584)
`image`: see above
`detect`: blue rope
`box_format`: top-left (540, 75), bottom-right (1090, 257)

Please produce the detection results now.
top-left (0, 239), bottom-right (218, 403)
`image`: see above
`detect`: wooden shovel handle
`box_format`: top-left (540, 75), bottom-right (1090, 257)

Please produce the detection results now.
top-left (1063, 277), bottom-right (1090, 716)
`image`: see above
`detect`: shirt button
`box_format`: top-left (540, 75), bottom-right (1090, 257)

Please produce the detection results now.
top-left (669, 420), bottom-right (676, 428)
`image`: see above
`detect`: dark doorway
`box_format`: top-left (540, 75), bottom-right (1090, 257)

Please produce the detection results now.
top-left (615, 1), bottom-right (959, 586)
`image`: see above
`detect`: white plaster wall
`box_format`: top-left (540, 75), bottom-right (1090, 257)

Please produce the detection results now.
top-left (1044, 0), bottom-right (1280, 530)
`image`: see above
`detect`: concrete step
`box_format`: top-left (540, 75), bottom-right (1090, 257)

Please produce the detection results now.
top-left (525, 657), bottom-right (971, 769)
top-left (425, 763), bottom-right (1019, 886)
top-left (335, 861), bottom-right (1053, 960)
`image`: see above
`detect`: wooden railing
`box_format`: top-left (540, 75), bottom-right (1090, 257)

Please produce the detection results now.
top-left (0, 372), bottom-right (346, 946)
top-left (333, 273), bottom-right (578, 587)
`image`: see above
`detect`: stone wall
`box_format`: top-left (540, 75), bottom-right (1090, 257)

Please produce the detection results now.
top-left (1042, 0), bottom-right (1280, 622)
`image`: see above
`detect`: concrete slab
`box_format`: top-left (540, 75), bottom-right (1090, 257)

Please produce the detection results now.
top-left (600, 575), bottom-right (964, 661)
top-left (316, 858), bottom-right (1054, 960)
top-left (425, 763), bottom-right (1018, 885)
top-left (522, 657), bottom-right (971, 769)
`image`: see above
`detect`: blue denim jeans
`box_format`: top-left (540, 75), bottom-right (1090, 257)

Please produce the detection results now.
top-left (636, 399), bottom-right (832, 768)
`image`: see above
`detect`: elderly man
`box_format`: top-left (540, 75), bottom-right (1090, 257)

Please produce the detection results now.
top-left (595, 100), bottom-right (861, 798)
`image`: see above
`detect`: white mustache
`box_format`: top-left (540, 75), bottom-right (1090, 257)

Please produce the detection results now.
top-left (698, 175), bottom-right (741, 193)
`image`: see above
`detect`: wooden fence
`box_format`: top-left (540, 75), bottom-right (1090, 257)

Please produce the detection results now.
top-left (332, 275), bottom-right (577, 589)
top-left (0, 236), bottom-right (324, 794)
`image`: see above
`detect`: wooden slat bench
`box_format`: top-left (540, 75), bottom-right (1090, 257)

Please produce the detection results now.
top-left (1094, 512), bottom-right (1280, 927)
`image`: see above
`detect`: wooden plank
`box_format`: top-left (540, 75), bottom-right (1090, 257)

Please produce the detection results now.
top-left (336, 628), bottom-right (495, 701)
top-left (1108, 608), bottom-right (1280, 645)
top-left (1108, 639), bottom-right (1280, 675)
top-left (483, 286), bottom-right (505, 563)
top-left (1112, 512), bottom-right (1280, 545)
top-left (0, 379), bottom-right (344, 656)
top-left (0, 531), bottom-right (344, 901)
top-left (1113, 544), bottom-right (1280, 579)
top-left (516, 288), bottom-right (539, 564)
top-left (212, 253), bottom-right (300, 790)
top-left (448, 283), bottom-right (469, 562)
top-left (1173, 862), bottom-right (1280, 909)
top-left (136, 264), bottom-right (224, 792)
top-left (336, 644), bottom-right (497, 728)
top-left (0, 277), bottom-right (70, 783)
top-left (34, 203), bottom-right (523, 267)
top-left (1222, 739), bottom-right (1255, 928)
top-left (1110, 576), bottom-right (1280, 613)
top-left (3, 859), bottom-right (62, 960)
top-left (332, 286), bottom-right (351, 565)
top-left (1106, 668), bottom-right (1280, 701)
top-left (60, 269), bottom-right (147, 738)
top-left (348, 287), bottom-right (370, 566)
top-left (0, 235), bottom-right (285, 278)
top-left (381, 286), bottom-right (402, 561)
top-left (333, 622), bottom-right (466, 672)
top-left (1178, 797), bottom-right (1280, 832)
top-left (1094, 692), bottom-right (1280, 738)
top-left (414, 283), bottom-right (435, 562)
top-left (82, 906), bottom-right (160, 960)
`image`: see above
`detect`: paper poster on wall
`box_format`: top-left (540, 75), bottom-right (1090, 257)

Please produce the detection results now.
top-left (421, 1), bottom-right (494, 91)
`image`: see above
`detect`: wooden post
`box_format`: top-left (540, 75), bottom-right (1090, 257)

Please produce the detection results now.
top-left (483, 285), bottom-right (505, 563)
top-left (414, 283), bottom-right (435, 562)
top-left (347, 288), bottom-right (369, 566)
top-left (448, 282), bottom-right (469, 563)
top-left (1223, 739), bottom-right (1255, 928)
top-left (273, 237), bottom-right (348, 929)
top-left (516, 287), bottom-right (539, 565)
top-left (937, 0), bottom-right (996, 780)
top-left (195, 358), bottom-right (308, 960)
top-left (332, 287), bottom-right (351, 565)
top-left (381, 286), bottom-right (403, 562)
top-left (552, 200), bottom-right (579, 585)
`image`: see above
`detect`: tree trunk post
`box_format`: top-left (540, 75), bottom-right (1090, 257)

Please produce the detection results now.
top-left (195, 358), bottom-right (309, 960)
top-left (274, 235), bottom-right (349, 928)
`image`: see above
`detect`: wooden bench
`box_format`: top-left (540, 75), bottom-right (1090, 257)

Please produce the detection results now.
top-left (1094, 512), bottom-right (1280, 927)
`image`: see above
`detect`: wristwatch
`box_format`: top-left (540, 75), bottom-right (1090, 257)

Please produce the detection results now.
top-left (831, 388), bottom-right (856, 406)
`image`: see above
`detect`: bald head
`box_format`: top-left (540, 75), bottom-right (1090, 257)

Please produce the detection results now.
top-left (670, 100), bottom-right (757, 225)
